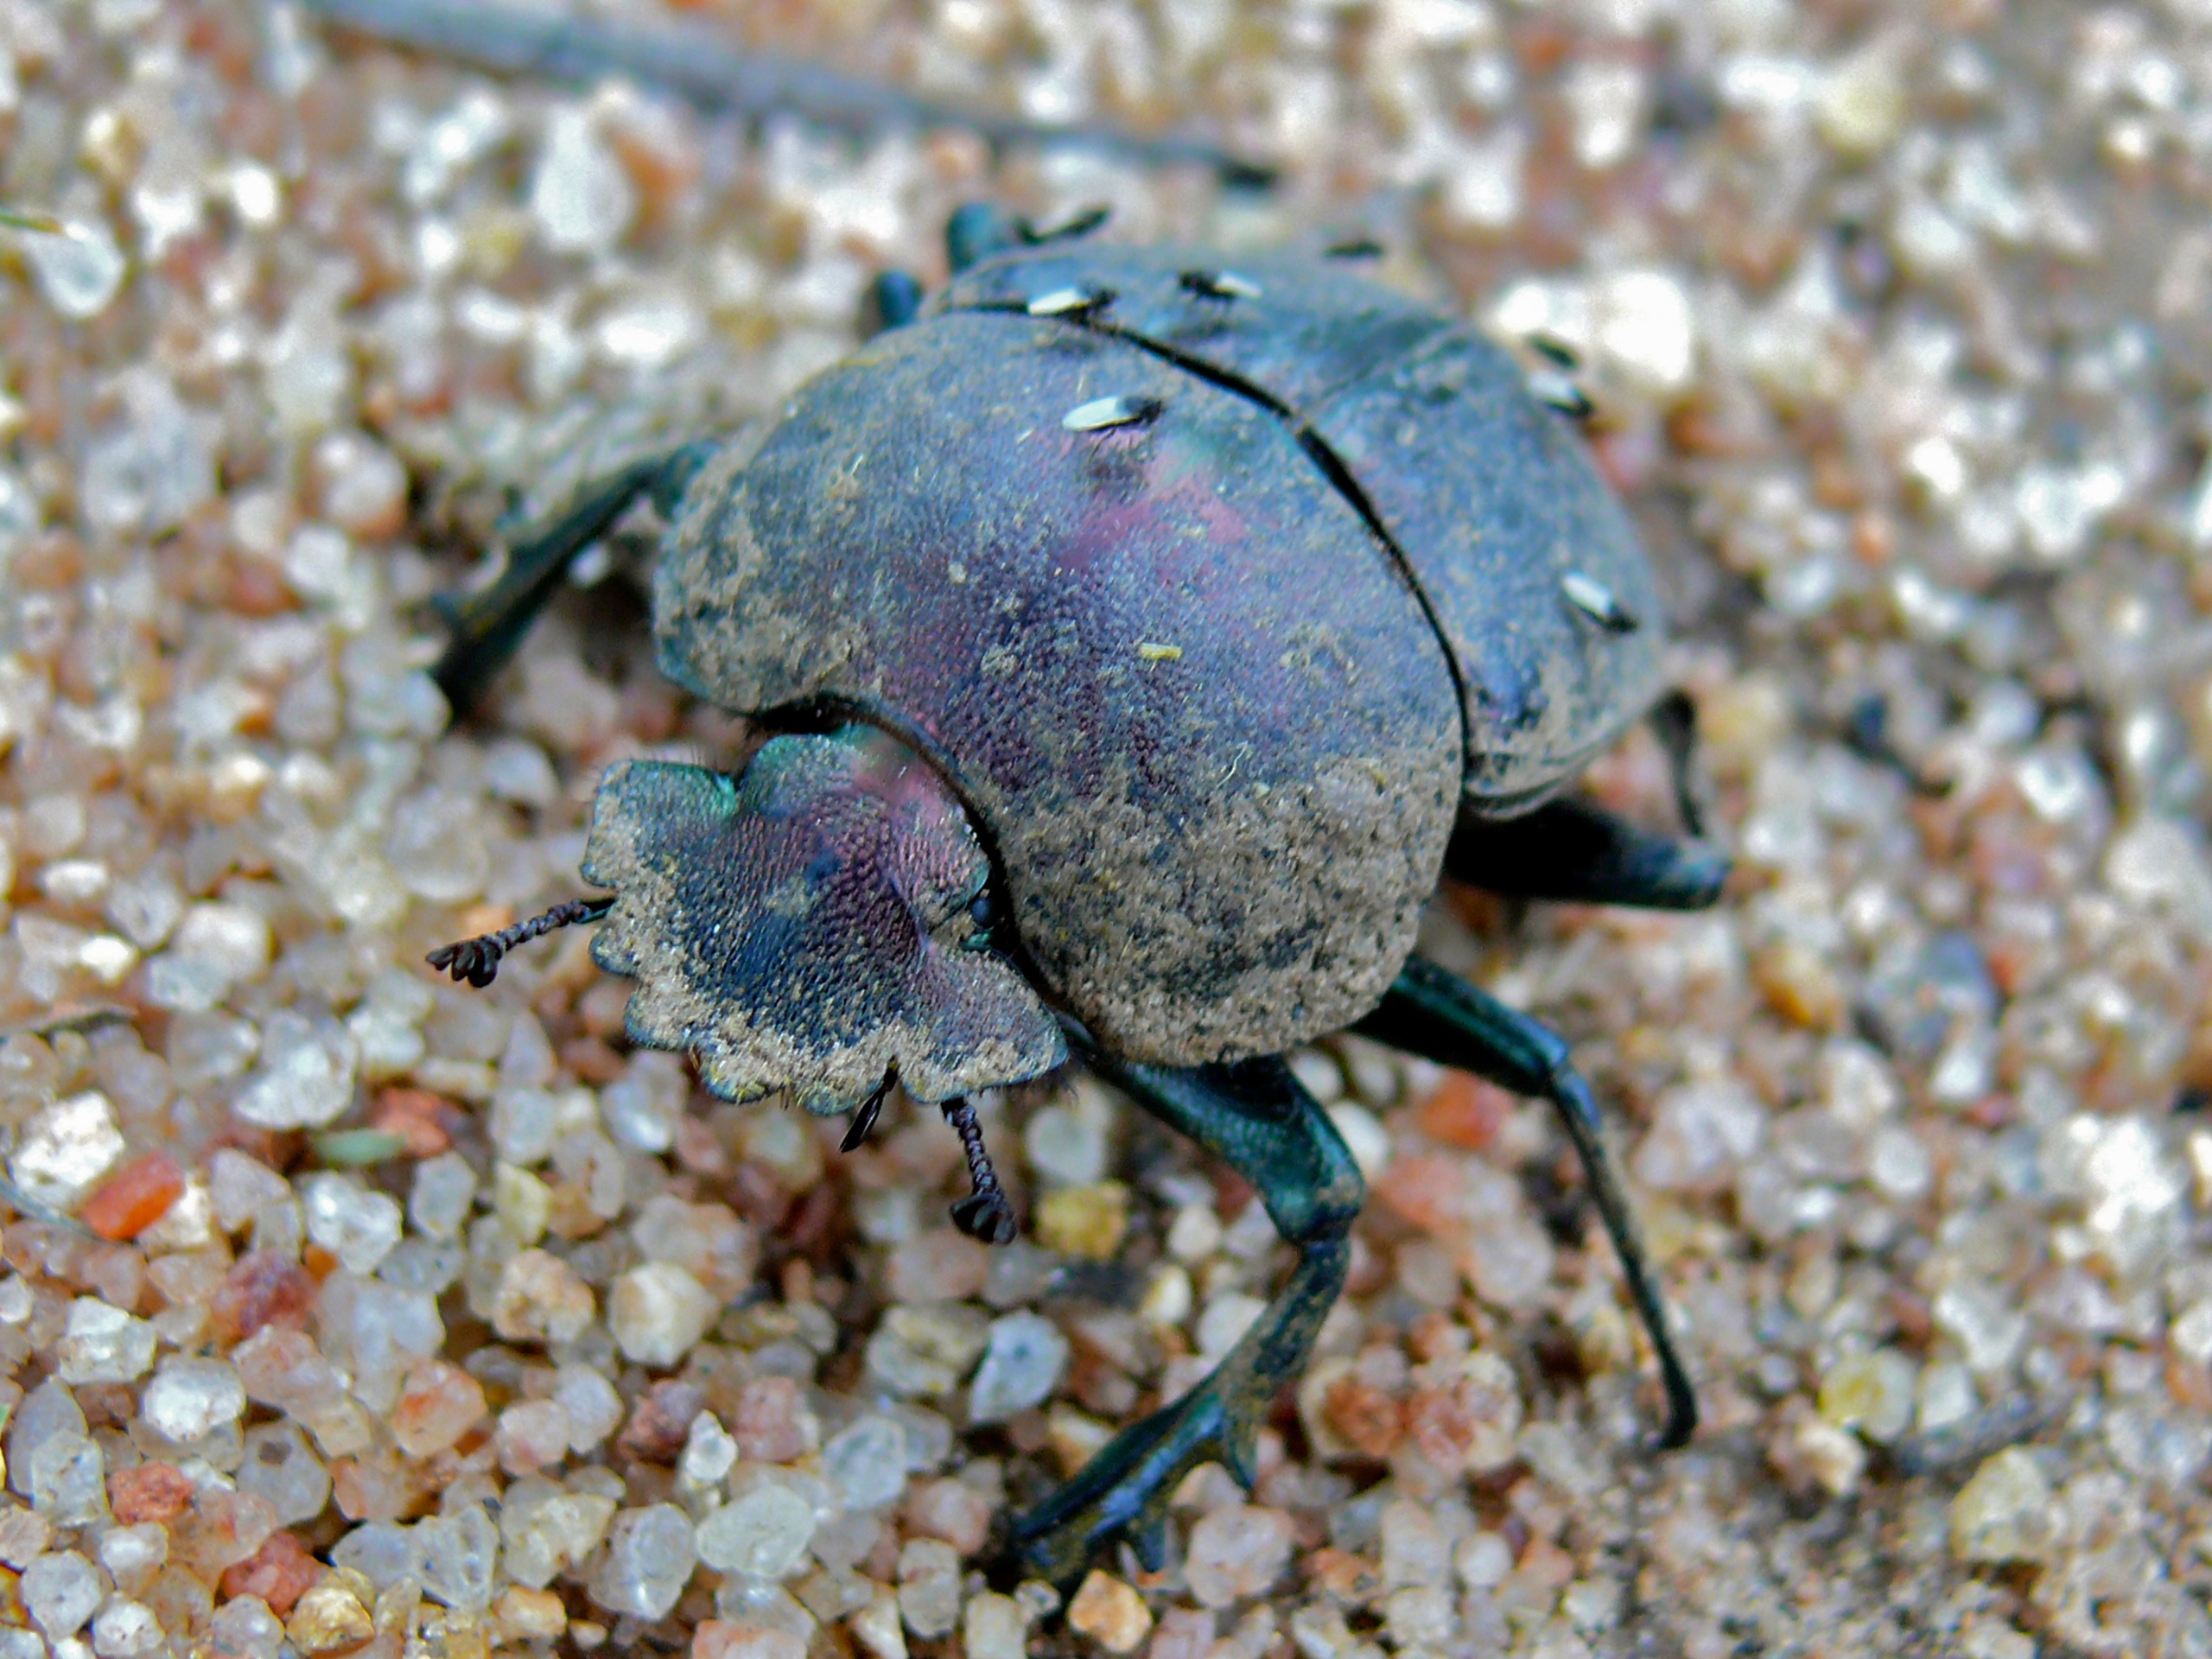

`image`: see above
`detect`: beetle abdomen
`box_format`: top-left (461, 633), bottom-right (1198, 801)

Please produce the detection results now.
top-left (655, 312), bottom-right (1460, 1067)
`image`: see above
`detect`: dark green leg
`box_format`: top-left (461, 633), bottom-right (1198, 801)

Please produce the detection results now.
top-left (944, 201), bottom-right (1112, 274)
top-left (1647, 687), bottom-right (1709, 840)
top-left (1446, 795), bottom-right (1728, 910)
top-left (862, 271), bottom-right (924, 335)
top-left (1009, 1054), bottom-right (1361, 1586)
top-left (946, 204), bottom-right (1027, 274)
top-left (1353, 956), bottom-right (1696, 1449)
top-left (431, 442), bottom-right (716, 713)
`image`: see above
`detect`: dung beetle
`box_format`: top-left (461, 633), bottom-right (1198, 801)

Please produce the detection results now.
top-left (428, 204), bottom-right (1730, 1586)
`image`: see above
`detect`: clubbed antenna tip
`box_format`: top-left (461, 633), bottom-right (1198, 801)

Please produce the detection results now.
top-left (941, 1096), bottom-right (1016, 1244)
top-left (428, 895), bottom-right (613, 988)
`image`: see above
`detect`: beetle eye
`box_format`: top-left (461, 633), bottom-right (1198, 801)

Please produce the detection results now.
top-left (962, 890), bottom-right (1001, 952)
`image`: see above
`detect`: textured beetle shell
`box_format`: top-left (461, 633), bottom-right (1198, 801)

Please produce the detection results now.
top-left (655, 312), bottom-right (1462, 1067)
top-left (938, 245), bottom-right (1664, 813)
top-left (581, 729), bottom-right (1065, 1104)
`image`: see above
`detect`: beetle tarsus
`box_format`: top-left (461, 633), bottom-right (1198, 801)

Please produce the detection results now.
top-left (428, 895), bottom-right (613, 988)
top-left (433, 451), bottom-right (697, 713)
top-left (1840, 691), bottom-right (1945, 799)
top-left (940, 1096), bottom-right (1017, 1244)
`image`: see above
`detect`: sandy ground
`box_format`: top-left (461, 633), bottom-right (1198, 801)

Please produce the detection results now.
top-left (3, 1), bottom-right (2212, 1656)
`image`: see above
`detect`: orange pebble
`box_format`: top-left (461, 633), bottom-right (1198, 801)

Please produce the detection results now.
top-left (372, 1088), bottom-right (460, 1158)
top-left (1304, 1547), bottom-right (1382, 1600)
top-left (1371, 1152), bottom-right (1470, 1235)
top-left (210, 1251), bottom-right (317, 1343)
top-left (108, 1460), bottom-right (194, 1524)
top-left (1414, 1071), bottom-right (1510, 1152)
top-left (226, 555), bottom-right (294, 617)
top-left (80, 1153), bottom-right (186, 1241)
top-left (219, 1529), bottom-right (323, 1617)
top-left (1322, 1376), bottom-right (1402, 1459)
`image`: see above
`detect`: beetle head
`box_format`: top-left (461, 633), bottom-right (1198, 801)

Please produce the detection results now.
top-left (580, 725), bottom-right (1065, 1112)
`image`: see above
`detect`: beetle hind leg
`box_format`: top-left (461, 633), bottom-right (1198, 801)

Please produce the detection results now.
top-left (1446, 794), bottom-right (1728, 911)
top-left (1353, 955), bottom-right (1696, 1449)
top-left (1007, 1054), bottom-right (1360, 1589)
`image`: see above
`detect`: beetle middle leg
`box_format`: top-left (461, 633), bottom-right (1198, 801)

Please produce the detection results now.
top-left (431, 441), bottom-right (716, 712)
top-left (1647, 687), bottom-right (1712, 839)
top-left (1008, 1052), bottom-right (1360, 1588)
top-left (1353, 954), bottom-right (1696, 1448)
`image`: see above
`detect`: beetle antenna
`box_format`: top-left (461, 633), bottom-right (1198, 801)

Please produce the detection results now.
top-left (841, 1066), bottom-right (897, 1153)
top-left (428, 895), bottom-right (613, 988)
top-left (940, 1096), bottom-right (1017, 1244)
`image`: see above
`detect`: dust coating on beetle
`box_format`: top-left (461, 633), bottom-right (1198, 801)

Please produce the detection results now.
top-left (937, 243), bottom-right (1665, 813)
top-left (654, 313), bottom-right (1464, 1068)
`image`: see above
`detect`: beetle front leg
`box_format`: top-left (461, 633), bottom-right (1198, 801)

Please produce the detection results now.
top-left (433, 441), bottom-right (716, 712)
top-left (1008, 1054), bottom-right (1360, 1589)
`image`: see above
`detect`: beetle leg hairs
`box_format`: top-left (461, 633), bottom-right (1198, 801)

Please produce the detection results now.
top-left (428, 895), bottom-right (613, 988)
top-left (940, 1096), bottom-right (1018, 1244)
